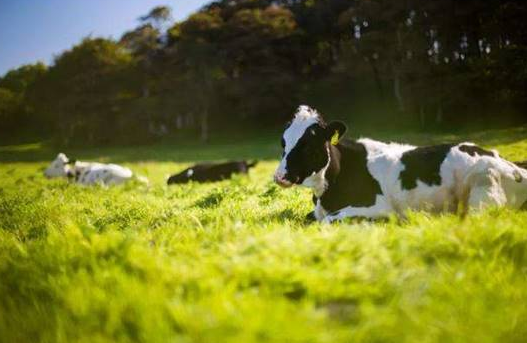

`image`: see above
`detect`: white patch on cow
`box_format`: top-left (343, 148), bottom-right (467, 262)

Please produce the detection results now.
top-left (44, 153), bottom-right (71, 178)
top-left (77, 163), bottom-right (133, 186)
top-left (322, 194), bottom-right (392, 223)
top-left (314, 199), bottom-right (328, 221)
top-left (186, 169), bottom-right (194, 177)
top-left (275, 105), bottom-right (321, 180)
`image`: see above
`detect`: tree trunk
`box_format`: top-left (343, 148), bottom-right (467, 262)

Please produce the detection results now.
top-left (436, 103), bottom-right (443, 124)
top-left (436, 73), bottom-right (445, 124)
top-left (370, 61), bottom-right (384, 99)
top-left (419, 105), bottom-right (425, 129)
top-left (200, 108), bottom-right (209, 143)
top-left (393, 70), bottom-right (404, 111)
top-left (142, 85), bottom-right (149, 98)
top-left (393, 27), bottom-right (405, 111)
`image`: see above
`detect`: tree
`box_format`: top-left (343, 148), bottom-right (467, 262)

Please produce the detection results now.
top-left (169, 8), bottom-right (225, 142)
top-left (139, 5), bottom-right (172, 31)
top-left (28, 38), bottom-right (135, 145)
top-left (0, 63), bottom-right (47, 137)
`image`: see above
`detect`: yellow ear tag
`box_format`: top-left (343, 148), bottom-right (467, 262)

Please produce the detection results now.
top-left (331, 131), bottom-right (339, 146)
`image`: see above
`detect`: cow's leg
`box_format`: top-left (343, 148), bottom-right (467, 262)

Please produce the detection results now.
top-left (321, 197), bottom-right (391, 223)
top-left (466, 168), bottom-right (507, 210)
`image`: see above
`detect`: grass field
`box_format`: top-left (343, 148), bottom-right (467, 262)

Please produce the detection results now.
top-left (1, 127), bottom-right (527, 343)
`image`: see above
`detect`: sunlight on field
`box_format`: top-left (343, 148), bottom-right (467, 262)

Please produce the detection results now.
top-left (0, 141), bottom-right (44, 152)
top-left (1, 129), bottom-right (527, 342)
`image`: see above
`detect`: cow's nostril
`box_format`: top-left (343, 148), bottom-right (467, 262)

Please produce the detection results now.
top-left (274, 173), bottom-right (293, 188)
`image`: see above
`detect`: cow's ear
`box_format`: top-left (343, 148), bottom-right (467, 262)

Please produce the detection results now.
top-left (326, 121), bottom-right (348, 144)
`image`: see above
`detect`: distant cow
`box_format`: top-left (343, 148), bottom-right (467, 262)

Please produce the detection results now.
top-left (274, 105), bottom-right (527, 223)
top-left (44, 153), bottom-right (147, 186)
top-left (167, 161), bottom-right (257, 184)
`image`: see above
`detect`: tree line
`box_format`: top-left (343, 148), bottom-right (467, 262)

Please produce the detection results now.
top-left (1, 0), bottom-right (526, 145)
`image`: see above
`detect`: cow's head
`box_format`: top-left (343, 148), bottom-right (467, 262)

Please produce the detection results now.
top-left (44, 153), bottom-right (74, 178)
top-left (167, 168), bottom-right (194, 185)
top-left (274, 105), bottom-right (347, 188)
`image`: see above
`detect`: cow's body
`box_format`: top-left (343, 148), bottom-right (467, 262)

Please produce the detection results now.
top-left (44, 153), bottom-right (142, 186)
top-left (167, 161), bottom-right (257, 184)
top-left (70, 161), bottom-right (134, 186)
top-left (274, 106), bottom-right (527, 223)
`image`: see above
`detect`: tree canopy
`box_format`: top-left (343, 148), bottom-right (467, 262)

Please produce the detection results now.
top-left (2, 0), bottom-right (526, 145)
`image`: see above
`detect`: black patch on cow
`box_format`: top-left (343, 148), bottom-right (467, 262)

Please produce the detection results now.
top-left (283, 123), bottom-right (329, 184)
top-left (319, 141), bottom-right (383, 213)
top-left (329, 210), bottom-right (341, 217)
top-left (75, 170), bottom-right (82, 182)
top-left (305, 211), bottom-right (316, 222)
top-left (513, 170), bottom-right (522, 183)
top-left (400, 144), bottom-right (454, 190)
top-left (458, 144), bottom-right (494, 158)
top-left (167, 160), bottom-right (257, 184)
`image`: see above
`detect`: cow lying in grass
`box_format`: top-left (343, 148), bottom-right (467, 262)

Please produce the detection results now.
top-left (167, 161), bottom-right (258, 184)
top-left (274, 105), bottom-right (527, 223)
top-left (44, 153), bottom-right (147, 186)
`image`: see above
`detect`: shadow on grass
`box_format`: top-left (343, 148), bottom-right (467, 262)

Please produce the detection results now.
top-left (2, 126), bottom-right (526, 163)
top-left (259, 209), bottom-right (308, 224)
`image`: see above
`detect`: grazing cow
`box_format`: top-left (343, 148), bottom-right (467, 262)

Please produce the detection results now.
top-left (44, 153), bottom-right (146, 186)
top-left (274, 105), bottom-right (527, 223)
top-left (167, 161), bottom-right (257, 184)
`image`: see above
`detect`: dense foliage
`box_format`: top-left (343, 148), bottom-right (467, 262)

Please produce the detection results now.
top-left (1, 0), bottom-right (526, 145)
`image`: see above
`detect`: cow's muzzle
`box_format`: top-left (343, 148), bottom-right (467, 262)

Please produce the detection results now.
top-left (274, 173), bottom-right (298, 188)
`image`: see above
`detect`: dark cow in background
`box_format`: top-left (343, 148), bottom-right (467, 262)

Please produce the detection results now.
top-left (274, 105), bottom-right (527, 223)
top-left (167, 161), bottom-right (257, 184)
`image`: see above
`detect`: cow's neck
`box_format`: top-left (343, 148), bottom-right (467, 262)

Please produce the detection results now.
top-left (303, 143), bottom-right (341, 198)
top-left (323, 143), bottom-right (341, 190)
top-left (318, 140), bottom-right (384, 214)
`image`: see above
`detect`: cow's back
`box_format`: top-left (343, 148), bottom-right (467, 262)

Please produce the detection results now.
top-left (75, 163), bottom-right (132, 185)
top-left (365, 141), bottom-right (527, 213)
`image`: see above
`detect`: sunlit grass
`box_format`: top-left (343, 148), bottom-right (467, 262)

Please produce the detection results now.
top-left (1, 128), bottom-right (527, 342)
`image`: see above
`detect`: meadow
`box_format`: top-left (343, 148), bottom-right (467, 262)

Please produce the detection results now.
top-left (1, 127), bottom-right (527, 343)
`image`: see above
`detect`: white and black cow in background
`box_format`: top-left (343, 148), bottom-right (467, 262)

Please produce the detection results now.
top-left (274, 105), bottom-right (527, 223)
top-left (44, 153), bottom-right (147, 186)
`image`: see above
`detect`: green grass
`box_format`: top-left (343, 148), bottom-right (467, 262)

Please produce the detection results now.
top-left (1, 128), bottom-right (527, 343)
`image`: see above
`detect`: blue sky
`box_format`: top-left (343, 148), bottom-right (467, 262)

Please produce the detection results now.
top-left (0, 0), bottom-right (208, 76)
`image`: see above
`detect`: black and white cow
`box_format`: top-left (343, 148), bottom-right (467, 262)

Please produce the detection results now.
top-left (274, 105), bottom-right (527, 223)
top-left (44, 153), bottom-right (147, 186)
top-left (167, 161), bottom-right (258, 184)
